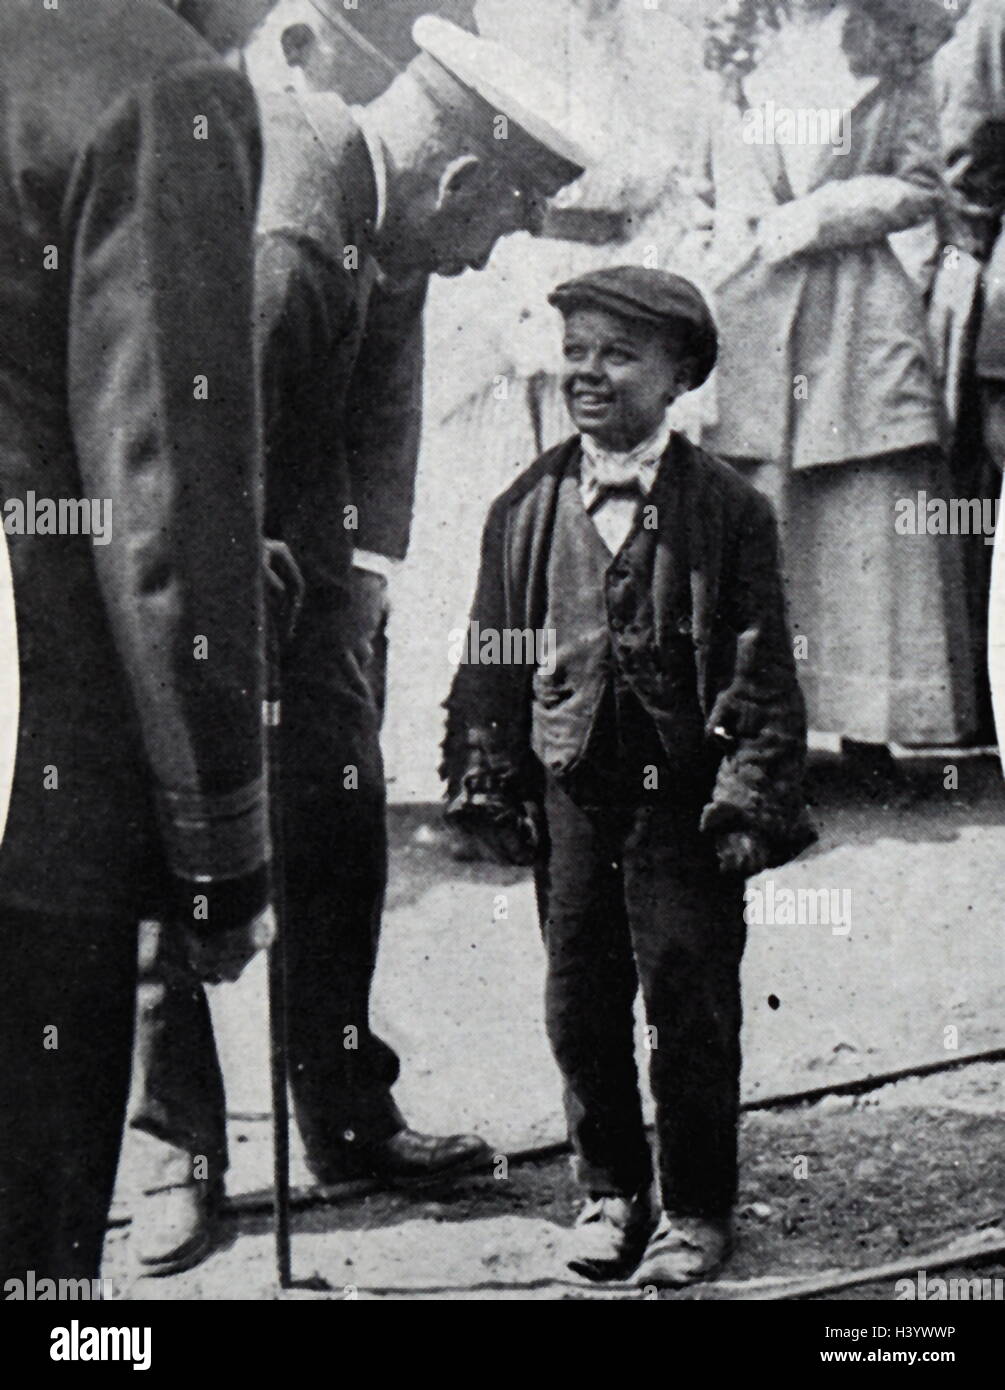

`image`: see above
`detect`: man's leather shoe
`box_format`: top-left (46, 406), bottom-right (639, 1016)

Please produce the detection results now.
top-left (360, 1128), bottom-right (492, 1187)
top-left (567, 1193), bottom-right (654, 1281)
top-left (634, 1213), bottom-right (732, 1288)
top-left (130, 1177), bottom-right (223, 1278)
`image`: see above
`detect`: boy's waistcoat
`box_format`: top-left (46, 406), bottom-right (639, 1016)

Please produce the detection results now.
top-left (443, 431), bottom-right (815, 870)
top-left (532, 469), bottom-right (705, 779)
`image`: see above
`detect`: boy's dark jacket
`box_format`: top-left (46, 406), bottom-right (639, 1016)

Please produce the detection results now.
top-left (441, 433), bottom-right (816, 869)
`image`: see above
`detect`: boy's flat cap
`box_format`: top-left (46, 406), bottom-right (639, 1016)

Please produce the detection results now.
top-left (549, 266), bottom-right (718, 386)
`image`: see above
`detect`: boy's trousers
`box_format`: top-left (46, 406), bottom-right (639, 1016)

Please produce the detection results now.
top-left (535, 773), bottom-right (747, 1217)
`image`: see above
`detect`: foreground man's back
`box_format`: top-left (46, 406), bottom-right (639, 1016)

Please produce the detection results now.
top-left (0, 0), bottom-right (270, 1282)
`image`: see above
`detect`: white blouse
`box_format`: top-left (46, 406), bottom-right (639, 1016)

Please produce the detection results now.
top-left (742, 4), bottom-right (877, 197)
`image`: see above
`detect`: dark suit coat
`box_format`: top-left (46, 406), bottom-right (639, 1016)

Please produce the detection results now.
top-left (0, 0), bottom-right (270, 921)
top-left (940, 0), bottom-right (1005, 380)
top-left (443, 434), bottom-right (815, 869)
top-left (255, 90), bottom-right (426, 580)
top-left (345, 268), bottom-right (427, 561)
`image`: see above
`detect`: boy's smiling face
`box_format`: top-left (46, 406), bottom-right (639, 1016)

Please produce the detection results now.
top-left (561, 306), bottom-right (695, 452)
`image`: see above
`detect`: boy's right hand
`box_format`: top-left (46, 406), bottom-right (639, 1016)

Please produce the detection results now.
top-left (716, 829), bottom-right (769, 878)
top-left (469, 814), bottom-right (538, 868)
top-left (445, 793), bottom-right (540, 867)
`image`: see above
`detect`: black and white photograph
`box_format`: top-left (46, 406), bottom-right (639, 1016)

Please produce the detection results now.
top-left (1, 0), bottom-right (1004, 1356)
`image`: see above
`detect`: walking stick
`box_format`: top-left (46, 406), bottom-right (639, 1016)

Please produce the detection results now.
top-left (265, 630), bottom-right (292, 1289)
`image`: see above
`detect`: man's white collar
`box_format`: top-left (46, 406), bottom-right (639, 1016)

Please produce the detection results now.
top-left (350, 106), bottom-right (388, 236)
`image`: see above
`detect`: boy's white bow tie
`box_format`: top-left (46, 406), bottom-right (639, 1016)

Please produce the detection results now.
top-left (580, 418), bottom-right (674, 509)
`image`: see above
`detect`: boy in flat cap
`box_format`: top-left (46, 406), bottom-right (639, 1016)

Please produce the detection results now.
top-left (443, 265), bottom-right (814, 1287)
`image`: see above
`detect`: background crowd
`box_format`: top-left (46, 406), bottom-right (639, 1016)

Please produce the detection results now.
top-left (385, 0), bottom-right (1005, 796)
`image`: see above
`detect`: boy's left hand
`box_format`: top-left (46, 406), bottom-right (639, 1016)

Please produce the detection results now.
top-left (716, 829), bottom-right (769, 878)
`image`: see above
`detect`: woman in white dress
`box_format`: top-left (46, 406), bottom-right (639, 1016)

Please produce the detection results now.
top-left (695, 0), bottom-right (973, 776)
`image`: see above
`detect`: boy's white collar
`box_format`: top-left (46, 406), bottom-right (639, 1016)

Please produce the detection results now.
top-left (580, 414), bottom-right (675, 487)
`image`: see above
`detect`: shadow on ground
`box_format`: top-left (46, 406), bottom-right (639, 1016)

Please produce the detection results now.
top-left (106, 1066), bottom-right (1005, 1301)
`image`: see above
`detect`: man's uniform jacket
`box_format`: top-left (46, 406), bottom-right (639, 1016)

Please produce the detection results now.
top-left (218, 88), bottom-right (421, 1161)
top-left (443, 434), bottom-right (815, 870)
top-left (0, 0), bottom-right (270, 922)
top-left (256, 89), bottom-right (426, 579)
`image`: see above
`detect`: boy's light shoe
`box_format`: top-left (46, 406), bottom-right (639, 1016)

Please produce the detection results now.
top-left (131, 1175), bottom-right (223, 1278)
top-left (567, 1192), bottom-right (654, 1281)
top-left (634, 1213), bottom-right (733, 1288)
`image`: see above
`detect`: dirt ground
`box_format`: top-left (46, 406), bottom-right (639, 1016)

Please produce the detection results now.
top-left (103, 756), bottom-right (1005, 1302)
top-left (104, 1061), bottom-right (1005, 1301)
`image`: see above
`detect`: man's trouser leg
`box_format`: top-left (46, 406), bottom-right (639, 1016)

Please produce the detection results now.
top-left (0, 905), bottom-right (136, 1283)
top-left (281, 577), bottom-right (404, 1182)
top-left (129, 918), bottom-right (228, 1190)
top-left (129, 571), bottom-right (402, 1189)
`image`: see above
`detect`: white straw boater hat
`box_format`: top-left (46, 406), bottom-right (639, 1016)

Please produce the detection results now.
top-left (410, 14), bottom-right (604, 193)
